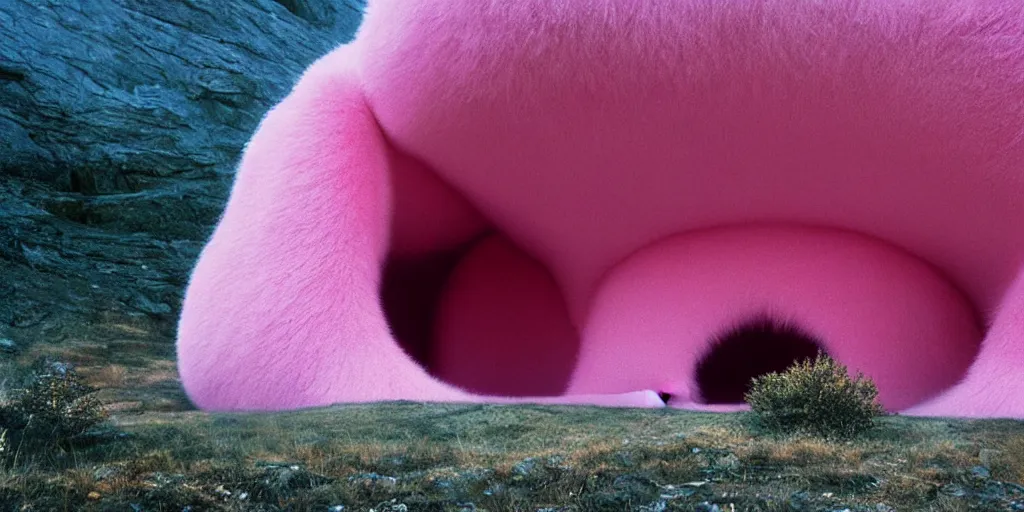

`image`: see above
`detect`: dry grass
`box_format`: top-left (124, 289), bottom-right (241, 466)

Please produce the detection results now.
top-left (0, 402), bottom-right (1021, 511)
top-left (980, 428), bottom-right (1024, 484)
top-left (2, 319), bottom-right (1022, 510)
top-left (84, 364), bottom-right (129, 389)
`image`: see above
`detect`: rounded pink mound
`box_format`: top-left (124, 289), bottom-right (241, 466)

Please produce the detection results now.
top-left (176, 0), bottom-right (1024, 418)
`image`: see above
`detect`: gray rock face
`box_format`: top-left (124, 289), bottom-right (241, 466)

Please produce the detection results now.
top-left (0, 338), bottom-right (16, 355)
top-left (0, 1), bottom-right (365, 344)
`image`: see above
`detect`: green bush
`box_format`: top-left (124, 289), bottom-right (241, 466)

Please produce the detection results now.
top-left (744, 352), bottom-right (885, 439)
top-left (0, 358), bottom-right (108, 455)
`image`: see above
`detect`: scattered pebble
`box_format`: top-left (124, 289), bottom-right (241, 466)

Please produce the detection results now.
top-left (513, 457), bottom-right (538, 476)
top-left (661, 487), bottom-right (698, 499)
top-left (93, 466), bottom-right (118, 481)
top-left (370, 499), bottom-right (407, 512)
top-left (715, 453), bottom-right (740, 470)
top-left (639, 500), bottom-right (667, 512)
top-left (348, 472), bottom-right (398, 488)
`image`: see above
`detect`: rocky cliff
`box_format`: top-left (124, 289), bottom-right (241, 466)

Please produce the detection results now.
top-left (0, 0), bottom-right (364, 347)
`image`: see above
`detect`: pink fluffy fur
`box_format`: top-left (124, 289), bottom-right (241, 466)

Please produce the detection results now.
top-left (177, 0), bottom-right (1024, 418)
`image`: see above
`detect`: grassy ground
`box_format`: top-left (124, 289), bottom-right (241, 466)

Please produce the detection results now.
top-left (2, 319), bottom-right (1023, 511)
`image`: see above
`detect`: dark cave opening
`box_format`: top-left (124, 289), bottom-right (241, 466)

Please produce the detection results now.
top-left (379, 231), bottom-right (580, 397)
top-left (695, 316), bottom-right (824, 405)
top-left (380, 242), bottom-right (479, 372)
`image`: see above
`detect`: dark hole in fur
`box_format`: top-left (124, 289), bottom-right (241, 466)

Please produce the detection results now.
top-left (695, 316), bottom-right (824, 404)
top-left (380, 237), bottom-right (485, 372)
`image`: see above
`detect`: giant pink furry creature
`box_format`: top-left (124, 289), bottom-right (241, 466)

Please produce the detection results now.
top-left (176, 0), bottom-right (1024, 418)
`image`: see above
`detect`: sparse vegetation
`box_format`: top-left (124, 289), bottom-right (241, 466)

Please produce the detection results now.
top-left (0, 399), bottom-right (1020, 511)
top-left (0, 357), bottom-right (109, 458)
top-left (745, 352), bottom-right (886, 440)
top-left (0, 340), bottom-right (1020, 511)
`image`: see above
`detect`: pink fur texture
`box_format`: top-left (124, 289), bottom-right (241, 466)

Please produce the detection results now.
top-left (177, 0), bottom-right (1024, 418)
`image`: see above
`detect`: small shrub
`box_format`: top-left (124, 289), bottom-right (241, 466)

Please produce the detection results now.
top-left (0, 358), bottom-right (108, 454)
top-left (744, 352), bottom-right (885, 440)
